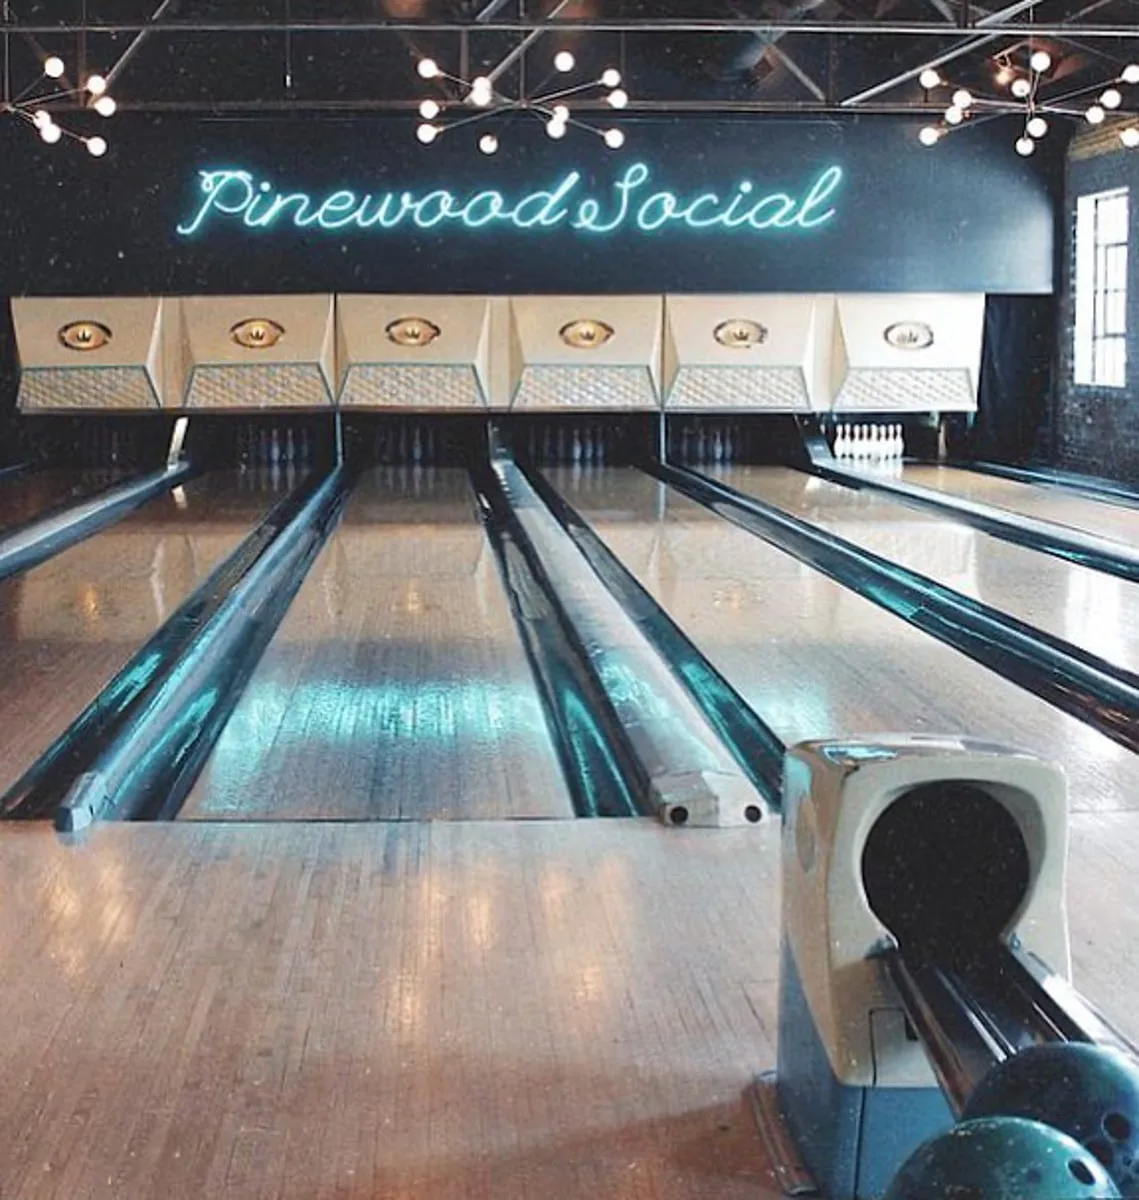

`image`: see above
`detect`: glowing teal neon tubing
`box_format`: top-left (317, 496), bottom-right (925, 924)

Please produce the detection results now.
top-left (177, 162), bottom-right (843, 237)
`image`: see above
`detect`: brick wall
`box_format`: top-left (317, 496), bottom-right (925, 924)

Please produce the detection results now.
top-left (1053, 125), bottom-right (1139, 482)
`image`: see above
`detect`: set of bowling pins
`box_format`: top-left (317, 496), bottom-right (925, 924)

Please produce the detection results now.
top-left (678, 422), bottom-right (742, 464)
top-left (527, 424), bottom-right (609, 465)
top-left (833, 423), bottom-right (905, 462)
top-left (374, 421), bottom-right (444, 465)
top-left (239, 425), bottom-right (315, 468)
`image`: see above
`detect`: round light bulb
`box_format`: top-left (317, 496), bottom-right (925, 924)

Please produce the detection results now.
top-left (417, 58), bottom-right (440, 80)
top-left (470, 76), bottom-right (492, 106)
top-left (995, 66), bottom-right (1014, 86)
top-left (1086, 104), bottom-right (1106, 125)
top-left (94, 95), bottom-right (117, 117)
top-left (85, 73), bottom-right (107, 96)
top-left (546, 117), bottom-right (567, 139)
top-left (32, 108), bottom-right (52, 130)
top-left (43, 56), bottom-right (65, 79)
top-left (603, 127), bottom-right (625, 149)
top-left (1122, 64), bottom-right (1139, 85)
top-left (918, 125), bottom-right (940, 146)
top-left (1030, 50), bottom-right (1051, 73)
top-left (554, 50), bottom-right (575, 73)
top-left (944, 105), bottom-right (963, 125)
top-left (1101, 87), bottom-right (1122, 109)
top-left (86, 135), bottom-right (107, 157)
top-left (1026, 115), bottom-right (1048, 138)
top-left (552, 104), bottom-right (570, 122)
top-left (1015, 136), bottom-right (1036, 156)
top-left (607, 88), bottom-right (628, 109)
top-left (952, 88), bottom-right (974, 109)
top-left (918, 68), bottom-right (941, 90)
top-left (40, 122), bottom-right (61, 144)
top-left (478, 133), bottom-right (499, 155)
top-left (1120, 126), bottom-right (1139, 148)
top-left (416, 122), bottom-right (439, 144)
top-left (1011, 77), bottom-right (1032, 99)
top-left (601, 67), bottom-right (621, 88)
top-left (418, 98), bottom-right (440, 120)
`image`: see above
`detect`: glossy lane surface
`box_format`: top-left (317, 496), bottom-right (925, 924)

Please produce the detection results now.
top-left (0, 469), bottom-right (295, 798)
top-left (180, 467), bottom-right (574, 820)
top-left (0, 467), bottom-right (131, 533)
top-left (716, 466), bottom-right (1139, 675)
top-left (551, 466), bottom-right (1139, 811)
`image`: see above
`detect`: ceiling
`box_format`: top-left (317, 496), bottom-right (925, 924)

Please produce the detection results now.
top-left (1, 0), bottom-right (1136, 118)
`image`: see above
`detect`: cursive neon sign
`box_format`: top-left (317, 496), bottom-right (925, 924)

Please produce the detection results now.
top-left (176, 162), bottom-right (843, 238)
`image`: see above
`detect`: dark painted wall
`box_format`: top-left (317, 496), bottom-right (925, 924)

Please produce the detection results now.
top-left (0, 113), bottom-right (1056, 296)
top-left (1052, 137), bottom-right (1139, 481)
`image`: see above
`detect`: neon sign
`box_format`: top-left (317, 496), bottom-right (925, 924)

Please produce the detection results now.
top-left (177, 162), bottom-right (843, 238)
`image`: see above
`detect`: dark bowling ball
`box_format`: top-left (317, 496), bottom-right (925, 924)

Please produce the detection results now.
top-left (964, 1043), bottom-right (1139, 1197)
top-left (883, 1116), bottom-right (1121, 1199)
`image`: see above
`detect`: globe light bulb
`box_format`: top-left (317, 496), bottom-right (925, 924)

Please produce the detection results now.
top-left (1101, 88), bottom-right (1122, 109)
top-left (944, 105), bottom-right (963, 125)
top-left (85, 73), bottom-right (107, 96)
top-left (552, 104), bottom-right (570, 122)
top-left (919, 68), bottom-right (941, 90)
top-left (918, 126), bottom-right (940, 146)
top-left (1011, 77), bottom-right (1032, 99)
top-left (554, 50), bottom-right (575, 73)
top-left (419, 98), bottom-right (440, 120)
top-left (546, 117), bottom-right (567, 139)
top-left (952, 88), bottom-right (974, 109)
top-left (94, 95), bottom-right (117, 117)
top-left (471, 76), bottom-right (493, 106)
top-left (32, 109), bottom-right (52, 130)
top-left (1026, 115), bottom-right (1048, 138)
top-left (1086, 104), bottom-right (1106, 125)
top-left (1122, 64), bottom-right (1139, 85)
top-left (417, 58), bottom-right (440, 80)
top-left (607, 88), bottom-right (628, 109)
top-left (1030, 50), bottom-right (1051, 73)
top-left (86, 135), bottom-right (107, 157)
top-left (43, 56), bottom-right (65, 79)
top-left (416, 122), bottom-right (439, 144)
top-left (995, 65), bottom-right (1013, 86)
top-left (603, 127), bottom-right (625, 149)
top-left (1120, 127), bottom-right (1139, 148)
top-left (478, 133), bottom-right (499, 155)
top-left (1015, 136), bottom-right (1036, 156)
top-left (601, 68), bottom-right (621, 88)
top-left (40, 122), bottom-right (62, 144)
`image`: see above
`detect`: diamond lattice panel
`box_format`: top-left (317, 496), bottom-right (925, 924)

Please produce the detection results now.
top-left (667, 367), bottom-right (809, 411)
top-left (833, 369), bottom-right (975, 412)
top-left (512, 366), bottom-right (659, 411)
top-left (185, 365), bottom-right (332, 409)
top-left (340, 365), bottom-right (485, 409)
top-left (18, 367), bottom-right (159, 411)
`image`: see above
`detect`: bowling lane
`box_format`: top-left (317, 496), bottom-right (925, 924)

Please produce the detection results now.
top-left (551, 466), bottom-right (1139, 812)
top-left (0, 467), bottom-right (131, 533)
top-left (0, 469), bottom-right (295, 798)
top-left (899, 463), bottom-right (1139, 546)
top-left (179, 466), bottom-right (575, 821)
top-left (714, 466), bottom-right (1139, 674)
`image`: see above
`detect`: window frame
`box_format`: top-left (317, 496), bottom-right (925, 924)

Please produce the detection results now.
top-left (1073, 185), bottom-right (1129, 390)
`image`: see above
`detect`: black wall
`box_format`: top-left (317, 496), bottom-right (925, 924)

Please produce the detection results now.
top-left (1053, 138), bottom-right (1139, 482)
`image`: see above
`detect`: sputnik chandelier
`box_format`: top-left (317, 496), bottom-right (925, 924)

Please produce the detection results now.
top-left (1, 54), bottom-right (116, 156)
top-left (917, 50), bottom-right (1139, 156)
top-left (413, 50), bottom-right (629, 154)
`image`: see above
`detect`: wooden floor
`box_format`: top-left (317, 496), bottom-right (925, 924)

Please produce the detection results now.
top-left (0, 468), bottom-right (128, 533)
top-left (180, 467), bottom-right (574, 821)
top-left (552, 466), bottom-right (1139, 811)
top-left (0, 471), bottom-right (291, 798)
top-left (0, 812), bottom-right (1136, 1199)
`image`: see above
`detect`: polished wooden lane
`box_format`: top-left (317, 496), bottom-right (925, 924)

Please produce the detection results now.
top-left (901, 463), bottom-right (1139, 545)
top-left (179, 467), bottom-right (574, 821)
top-left (716, 466), bottom-right (1139, 676)
top-left (551, 466), bottom-right (1139, 812)
top-left (0, 467), bottom-right (130, 532)
top-left (0, 470), bottom-right (295, 798)
top-left (0, 811), bottom-right (1134, 1199)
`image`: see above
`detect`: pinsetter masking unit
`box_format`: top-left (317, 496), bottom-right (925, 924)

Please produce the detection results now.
top-left (758, 735), bottom-right (1070, 1199)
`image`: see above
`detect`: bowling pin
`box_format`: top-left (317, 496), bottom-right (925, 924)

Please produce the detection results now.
top-left (571, 429), bottom-right (582, 462)
top-left (286, 428), bottom-right (296, 463)
top-left (412, 427), bottom-right (423, 463)
top-left (270, 427), bottom-right (281, 464)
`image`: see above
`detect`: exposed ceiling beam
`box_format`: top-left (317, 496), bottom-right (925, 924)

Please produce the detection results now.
top-left (767, 43), bottom-right (828, 99)
top-left (105, 0), bottom-right (179, 90)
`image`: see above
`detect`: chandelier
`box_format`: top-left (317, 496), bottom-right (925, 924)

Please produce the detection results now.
top-left (1, 54), bottom-right (117, 157)
top-left (413, 50), bottom-right (629, 154)
top-left (917, 50), bottom-right (1139, 155)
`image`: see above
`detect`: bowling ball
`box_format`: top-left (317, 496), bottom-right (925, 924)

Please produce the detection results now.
top-left (883, 1116), bottom-right (1120, 1199)
top-left (963, 1043), bottom-right (1139, 1197)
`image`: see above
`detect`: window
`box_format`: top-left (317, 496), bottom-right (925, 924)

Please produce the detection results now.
top-left (1074, 186), bottom-right (1129, 388)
